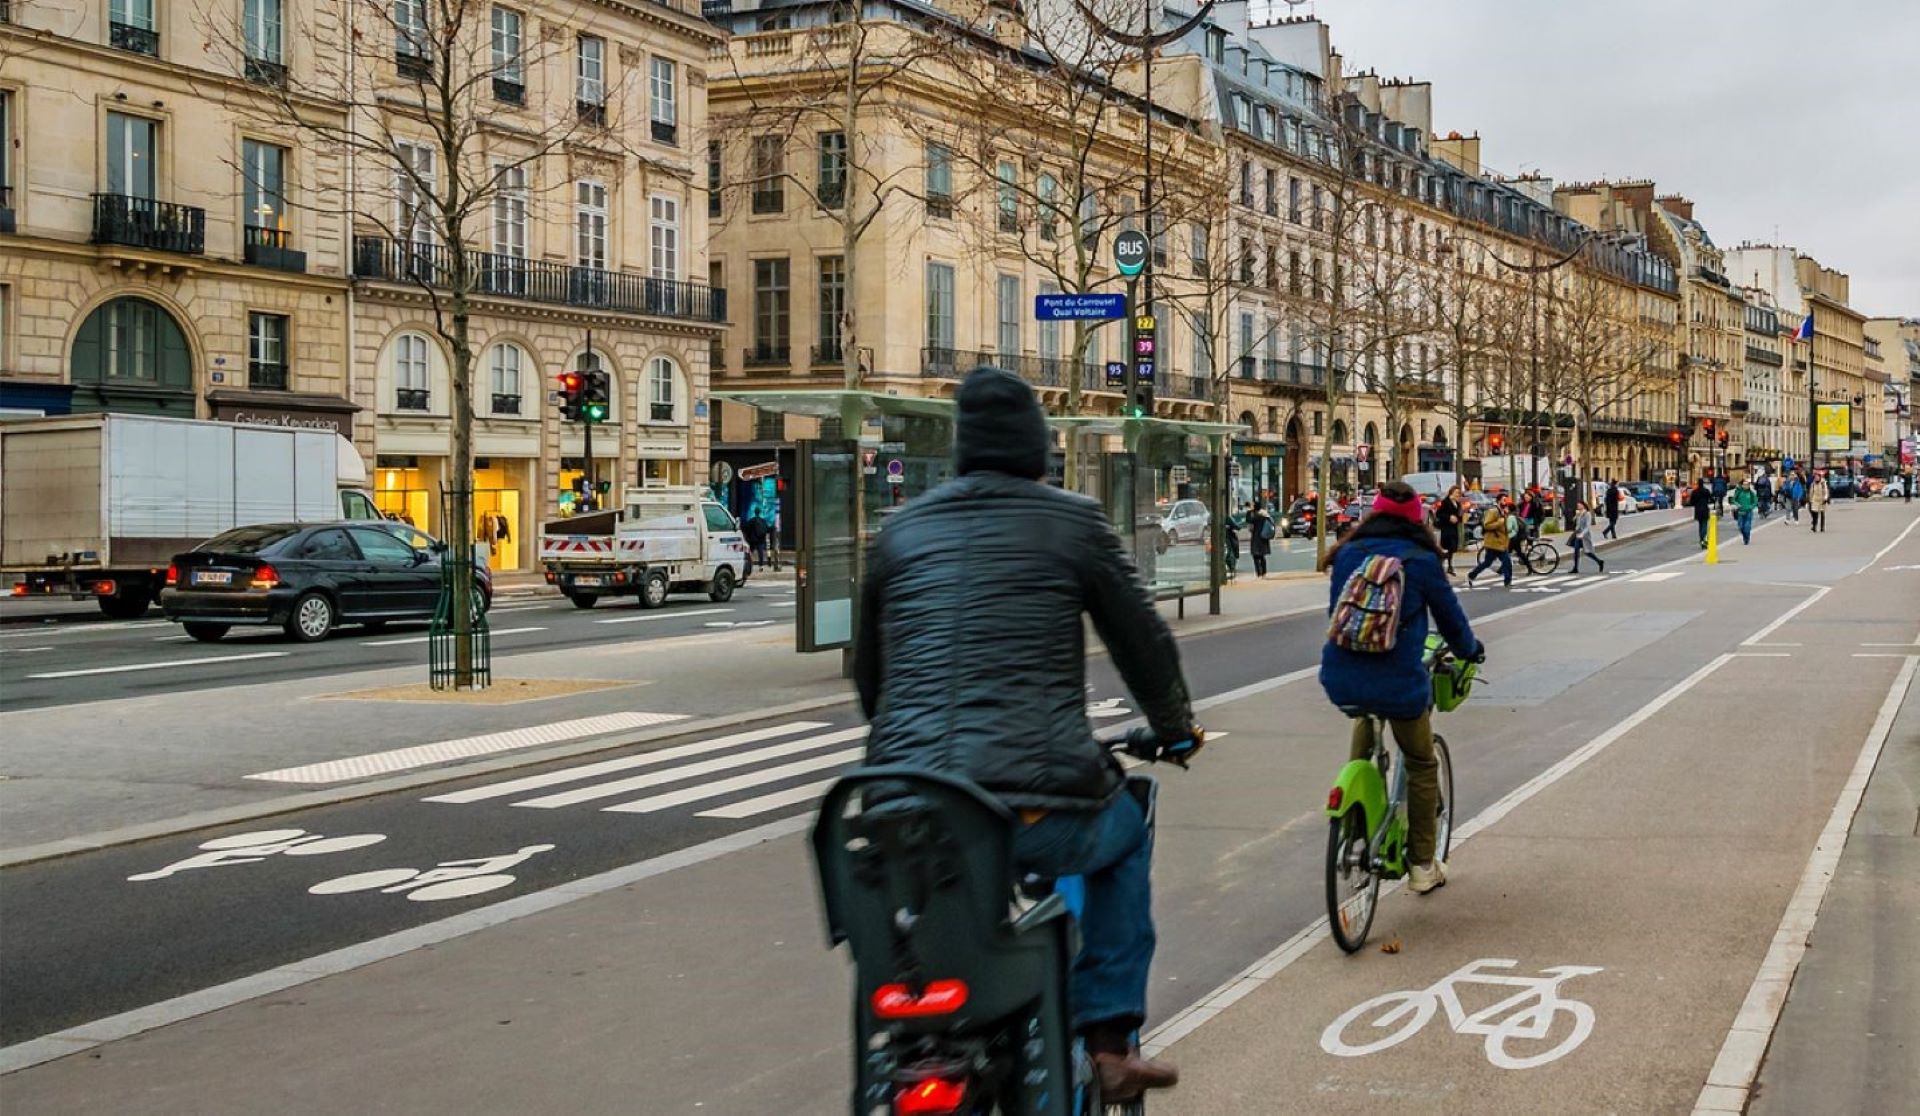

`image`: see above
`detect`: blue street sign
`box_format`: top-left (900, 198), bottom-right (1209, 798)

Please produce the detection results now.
top-left (1036, 293), bottom-right (1128, 321)
top-left (1105, 361), bottom-right (1127, 387)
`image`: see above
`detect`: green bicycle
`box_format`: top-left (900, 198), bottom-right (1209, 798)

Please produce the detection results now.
top-left (1323, 634), bottom-right (1480, 953)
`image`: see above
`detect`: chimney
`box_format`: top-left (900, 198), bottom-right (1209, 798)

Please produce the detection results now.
top-left (1656, 194), bottom-right (1694, 221)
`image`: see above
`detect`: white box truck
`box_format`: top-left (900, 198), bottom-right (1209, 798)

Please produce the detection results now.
top-left (539, 487), bottom-right (749, 609)
top-left (1, 414), bottom-right (379, 617)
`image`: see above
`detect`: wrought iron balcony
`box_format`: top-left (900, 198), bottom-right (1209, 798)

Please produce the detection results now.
top-left (577, 100), bottom-right (607, 127)
top-left (111, 21), bottom-right (159, 56)
top-left (244, 226), bottom-right (306, 272)
top-left (245, 56), bottom-right (288, 87)
top-left (490, 393), bottom-right (522, 415)
top-left (92, 194), bottom-right (206, 255)
top-left (810, 342), bottom-right (843, 367)
top-left (651, 119), bottom-right (678, 146)
top-left (493, 77), bottom-right (525, 105)
top-left (742, 343), bottom-right (790, 368)
top-left (352, 237), bottom-right (728, 323)
top-left (248, 361), bottom-right (289, 391)
top-left (702, 0), bottom-right (732, 16)
top-left (395, 388), bottom-right (430, 412)
top-left (921, 347), bottom-right (961, 377)
top-left (396, 49), bottom-right (432, 79)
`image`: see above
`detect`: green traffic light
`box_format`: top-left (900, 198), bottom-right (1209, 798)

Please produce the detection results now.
top-left (584, 403), bottom-right (608, 422)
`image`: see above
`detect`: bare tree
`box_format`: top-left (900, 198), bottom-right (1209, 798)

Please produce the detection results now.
top-left (199, 0), bottom-right (642, 687)
top-left (1424, 239), bottom-right (1526, 482)
top-left (1347, 205), bottom-right (1438, 480)
top-left (1543, 264), bottom-right (1667, 490)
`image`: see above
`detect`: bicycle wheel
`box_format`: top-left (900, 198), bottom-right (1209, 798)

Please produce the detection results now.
top-left (1529, 541), bottom-right (1559, 576)
top-left (1433, 734), bottom-right (1455, 863)
top-left (1326, 807), bottom-right (1380, 953)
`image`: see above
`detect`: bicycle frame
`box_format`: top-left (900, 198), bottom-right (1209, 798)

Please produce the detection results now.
top-left (1325, 719), bottom-right (1404, 876)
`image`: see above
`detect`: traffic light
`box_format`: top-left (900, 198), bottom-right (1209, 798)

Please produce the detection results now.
top-left (1717, 430), bottom-right (1729, 447)
top-left (1702, 417), bottom-right (1715, 435)
top-left (556, 371), bottom-right (584, 422)
top-left (1127, 381), bottom-right (1154, 419)
top-left (582, 369), bottom-right (611, 424)
top-left (1668, 429), bottom-right (1684, 447)
top-left (1488, 429), bottom-right (1505, 453)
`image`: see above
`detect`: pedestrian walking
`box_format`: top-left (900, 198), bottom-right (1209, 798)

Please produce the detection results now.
top-left (1247, 500), bottom-right (1273, 578)
top-left (1435, 486), bottom-right (1464, 577)
top-left (1904, 467), bottom-right (1914, 503)
top-left (1711, 471), bottom-right (1728, 518)
top-left (1731, 478), bottom-right (1757, 545)
top-left (1223, 507), bottom-right (1243, 580)
top-left (743, 513), bottom-right (771, 569)
top-left (1785, 470), bottom-right (1805, 524)
top-left (1603, 479), bottom-right (1622, 539)
top-left (1466, 499), bottom-right (1518, 588)
top-left (1808, 473), bottom-right (1830, 532)
top-left (1689, 478), bottom-right (1713, 548)
top-left (1570, 501), bottom-right (1607, 574)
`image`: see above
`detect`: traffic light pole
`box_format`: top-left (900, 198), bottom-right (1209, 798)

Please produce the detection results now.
top-left (583, 329), bottom-right (595, 512)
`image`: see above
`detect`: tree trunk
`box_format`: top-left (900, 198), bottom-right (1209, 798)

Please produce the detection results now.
top-left (448, 280), bottom-right (477, 688)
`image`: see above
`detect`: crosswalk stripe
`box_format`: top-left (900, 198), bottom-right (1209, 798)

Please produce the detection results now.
top-left (604, 748), bottom-right (868, 814)
top-left (511, 727), bottom-right (867, 809)
top-left (1632, 571), bottom-right (1686, 583)
top-left (251, 712), bottom-right (689, 784)
top-left (1561, 575), bottom-right (1606, 587)
top-left (422, 720), bottom-right (832, 804)
top-left (695, 778), bottom-right (840, 820)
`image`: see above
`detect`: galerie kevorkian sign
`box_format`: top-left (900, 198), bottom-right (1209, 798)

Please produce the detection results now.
top-left (1814, 403), bottom-right (1852, 452)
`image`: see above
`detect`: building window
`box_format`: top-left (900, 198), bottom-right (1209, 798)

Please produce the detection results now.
top-left (1190, 223), bottom-right (1208, 278)
top-left (1265, 167), bottom-right (1278, 217)
top-left (1288, 176), bottom-right (1300, 222)
top-left (648, 357), bottom-right (677, 422)
top-left (106, 112), bottom-right (157, 199)
top-left (244, 0), bottom-right (284, 74)
top-left (925, 143), bottom-right (952, 219)
top-left (996, 161), bottom-right (1019, 234)
top-left (492, 163), bottom-right (527, 260)
top-left (649, 194), bottom-right (679, 280)
top-left (1288, 250), bottom-right (1301, 295)
top-left (751, 135), bottom-right (783, 214)
top-left (1150, 212), bottom-right (1166, 267)
top-left (241, 139), bottom-right (287, 235)
top-left (1037, 174), bottom-right (1059, 242)
top-left (817, 131), bottom-right (846, 209)
top-left (996, 274), bottom-right (1021, 360)
top-left (1237, 237), bottom-right (1253, 285)
top-left (644, 57), bottom-right (677, 144)
top-left (708, 140), bottom-right (723, 219)
top-left (70, 298), bottom-right (190, 389)
top-left (577, 36), bottom-right (606, 122)
top-left (575, 179), bottom-right (608, 270)
top-left (752, 258), bottom-right (790, 361)
top-left (110, 0), bottom-right (159, 54)
top-left (817, 255), bottom-right (845, 361)
top-left (926, 261), bottom-right (955, 353)
top-left (393, 0), bottom-right (428, 67)
top-left (489, 343), bottom-right (523, 413)
top-left (1038, 282), bottom-right (1060, 363)
top-left (393, 333), bottom-right (430, 410)
top-left (1193, 318), bottom-right (1211, 380)
top-left (247, 312), bottom-right (289, 389)
top-left (394, 140), bottom-right (435, 246)
top-left (1238, 160), bottom-right (1252, 207)
top-left (490, 7), bottom-right (523, 99)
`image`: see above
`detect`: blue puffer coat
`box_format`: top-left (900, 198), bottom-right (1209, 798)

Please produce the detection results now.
top-left (1319, 531), bottom-right (1479, 722)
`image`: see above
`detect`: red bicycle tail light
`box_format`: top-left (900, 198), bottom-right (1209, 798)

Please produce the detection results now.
top-left (872, 980), bottom-right (969, 1019)
top-left (165, 564), bottom-right (179, 587)
top-left (895, 1077), bottom-right (968, 1115)
top-left (1327, 787), bottom-right (1344, 811)
top-left (251, 564), bottom-right (281, 589)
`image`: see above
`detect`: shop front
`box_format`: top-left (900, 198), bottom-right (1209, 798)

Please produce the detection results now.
top-left (1231, 440), bottom-right (1285, 509)
top-left (556, 456), bottom-right (619, 517)
top-left (634, 432), bottom-right (692, 491)
top-left (206, 390), bottom-right (359, 440)
top-left (374, 455), bottom-right (440, 531)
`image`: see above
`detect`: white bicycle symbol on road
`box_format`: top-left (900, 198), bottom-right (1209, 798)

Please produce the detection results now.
top-left (308, 844), bottom-right (555, 902)
top-left (1321, 958), bottom-right (1603, 1070)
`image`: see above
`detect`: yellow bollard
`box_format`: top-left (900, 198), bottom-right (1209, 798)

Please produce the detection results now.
top-left (1706, 515), bottom-right (1719, 565)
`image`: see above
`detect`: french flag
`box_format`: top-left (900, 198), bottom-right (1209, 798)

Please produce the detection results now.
top-left (1794, 313), bottom-right (1814, 340)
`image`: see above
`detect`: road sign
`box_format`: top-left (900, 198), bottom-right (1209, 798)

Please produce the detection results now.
top-left (1134, 315), bottom-right (1156, 332)
top-left (1134, 361), bottom-right (1155, 383)
top-left (737, 461), bottom-right (780, 481)
top-left (1035, 293), bottom-right (1127, 321)
top-left (1114, 230), bottom-right (1149, 277)
top-left (1105, 361), bottom-right (1127, 387)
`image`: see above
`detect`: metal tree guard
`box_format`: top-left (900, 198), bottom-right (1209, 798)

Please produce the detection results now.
top-left (429, 488), bottom-right (491, 691)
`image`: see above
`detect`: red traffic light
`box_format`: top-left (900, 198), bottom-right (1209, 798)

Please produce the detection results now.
top-left (1668, 430), bottom-right (1683, 445)
top-left (1488, 431), bottom-right (1505, 451)
top-left (1717, 431), bottom-right (1729, 446)
top-left (557, 371), bottom-right (584, 394)
top-left (1702, 417), bottom-right (1715, 432)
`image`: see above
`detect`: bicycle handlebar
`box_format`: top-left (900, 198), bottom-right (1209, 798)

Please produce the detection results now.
top-left (1099, 725), bottom-right (1205, 768)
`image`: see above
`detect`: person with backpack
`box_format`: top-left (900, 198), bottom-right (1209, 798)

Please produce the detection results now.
top-left (1319, 481), bottom-right (1484, 895)
top-left (1247, 499), bottom-right (1274, 577)
top-left (1465, 497), bottom-right (1519, 588)
top-left (1730, 478), bottom-right (1758, 545)
top-left (1785, 470), bottom-right (1806, 524)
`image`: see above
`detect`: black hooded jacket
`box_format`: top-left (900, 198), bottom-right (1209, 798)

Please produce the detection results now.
top-left (853, 369), bottom-right (1194, 810)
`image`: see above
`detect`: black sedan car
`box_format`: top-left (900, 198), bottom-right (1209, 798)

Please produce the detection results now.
top-left (160, 522), bottom-right (492, 643)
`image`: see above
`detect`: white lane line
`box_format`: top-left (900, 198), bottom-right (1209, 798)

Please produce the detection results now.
top-left (1632, 571), bottom-right (1686, 583)
top-left (0, 814), bottom-right (813, 1077)
top-left (1856, 511), bottom-right (1920, 573)
top-left (594, 607), bottom-right (732, 626)
top-left (423, 720), bottom-right (832, 804)
top-left (513, 728), bottom-right (867, 809)
top-left (603, 747), bottom-right (868, 814)
top-left (696, 777), bottom-right (840, 819)
top-left (769, 601), bottom-right (798, 608)
top-left (1144, 652), bottom-right (1738, 1058)
top-left (26, 651), bottom-right (289, 679)
top-left (1741, 588), bottom-right (1830, 647)
top-left (245, 712), bottom-right (691, 784)
top-left (1560, 575), bottom-right (1606, 588)
top-left (0, 620), bottom-right (171, 639)
top-left (0, 646), bottom-right (53, 655)
top-left (1851, 653), bottom-right (1912, 658)
top-left (488, 604), bottom-right (549, 614)
top-left (360, 626), bottom-right (547, 647)
top-left (1693, 655), bottom-right (1918, 1114)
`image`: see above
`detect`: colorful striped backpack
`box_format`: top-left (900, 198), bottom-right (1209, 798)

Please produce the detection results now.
top-left (1327, 554), bottom-right (1407, 653)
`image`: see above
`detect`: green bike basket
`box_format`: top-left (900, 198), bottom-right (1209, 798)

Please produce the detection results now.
top-left (1427, 633), bottom-right (1475, 712)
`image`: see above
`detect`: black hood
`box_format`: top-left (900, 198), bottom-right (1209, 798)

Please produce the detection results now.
top-left (954, 366), bottom-right (1049, 480)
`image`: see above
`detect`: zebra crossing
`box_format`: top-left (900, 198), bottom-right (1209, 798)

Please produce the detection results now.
top-left (1459, 569), bottom-right (1652, 594)
top-left (422, 720), bottom-right (868, 822)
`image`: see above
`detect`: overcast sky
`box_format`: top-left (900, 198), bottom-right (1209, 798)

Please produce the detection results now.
top-left (1285, 0), bottom-right (1920, 318)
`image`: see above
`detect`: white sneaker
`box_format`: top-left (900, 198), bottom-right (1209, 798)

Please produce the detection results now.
top-left (1409, 860), bottom-right (1448, 894)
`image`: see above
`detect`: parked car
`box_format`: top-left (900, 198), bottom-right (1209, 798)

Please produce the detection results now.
top-left (160, 522), bottom-right (492, 643)
top-left (1152, 499), bottom-right (1211, 551)
top-left (1825, 473), bottom-right (1857, 499)
top-left (1624, 482), bottom-right (1672, 510)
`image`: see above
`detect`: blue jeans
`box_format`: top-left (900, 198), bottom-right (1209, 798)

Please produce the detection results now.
top-left (1012, 793), bottom-right (1154, 1032)
top-left (1736, 510), bottom-right (1753, 543)
top-left (1468, 546), bottom-right (1513, 586)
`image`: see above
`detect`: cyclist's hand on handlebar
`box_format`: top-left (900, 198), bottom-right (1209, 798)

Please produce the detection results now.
top-left (1121, 725), bottom-right (1205, 767)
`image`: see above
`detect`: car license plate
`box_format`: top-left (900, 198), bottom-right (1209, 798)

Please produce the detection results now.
top-left (574, 575), bottom-right (602, 587)
top-left (194, 570), bottom-right (233, 586)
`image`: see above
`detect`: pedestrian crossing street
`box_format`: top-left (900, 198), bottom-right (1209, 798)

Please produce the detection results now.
top-left (422, 720), bottom-right (866, 822)
top-left (1457, 568), bottom-right (1666, 593)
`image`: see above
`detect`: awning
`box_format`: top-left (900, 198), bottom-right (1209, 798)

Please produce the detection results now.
top-left (711, 390), bottom-right (954, 419)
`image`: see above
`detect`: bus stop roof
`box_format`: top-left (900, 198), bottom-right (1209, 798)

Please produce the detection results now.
top-left (713, 390), bottom-right (1245, 439)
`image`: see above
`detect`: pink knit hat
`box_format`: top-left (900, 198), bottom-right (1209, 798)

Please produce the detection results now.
top-left (1372, 490), bottom-right (1426, 525)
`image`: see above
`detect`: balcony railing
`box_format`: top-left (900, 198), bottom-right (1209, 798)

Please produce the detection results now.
top-left (651, 119), bottom-right (678, 145)
top-left (491, 393), bottom-right (522, 415)
top-left (1170, 374), bottom-right (1209, 401)
top-left (578, 100), bottom-right (607, 127)
top-left (997, 208), bottom-right (1021, 235)
top-left (396, 49), bottom-right (432, 79)
top-left (921, 347), bottom-right (961, 377)
top-left (110, 21), bottom-right (159, 55)
top-left (927, 194), bottom-right (954, 220)
top-left (811, 342), bottom-right (843, 367)
top-left (493, 77), bottom-right (525, 105)
top-left (92, 194), bottom-right (206, 255)
top-left (742, 343), bottom-right (790, 368)
top-left (395, 388), bottom-right (430, 411)
top-left (244, 225), bottom-right (306, 272)
top-left (702, 0), bottom-right (732, 16)
top-left (353, 237), bottom-right (728, 323)
top-left (245, 56), bottom-right (288, 87)
top-left (248, 361), bottom-right (289, 390)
